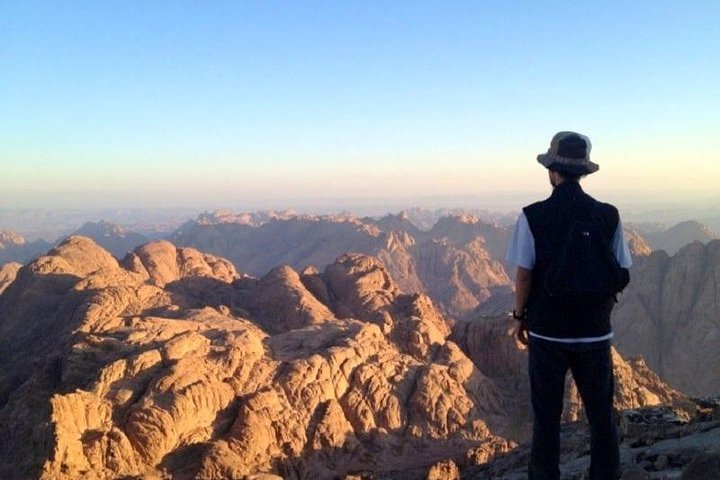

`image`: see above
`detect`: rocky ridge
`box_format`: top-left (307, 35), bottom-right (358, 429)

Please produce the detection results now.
top-left (0, 237), bottom-right (681, 479)
top-left (171, 211), bottom-right (513, 320)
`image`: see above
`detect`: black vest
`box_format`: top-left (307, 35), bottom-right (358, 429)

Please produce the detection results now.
top-left (523, 181), bottom-right (620, 338)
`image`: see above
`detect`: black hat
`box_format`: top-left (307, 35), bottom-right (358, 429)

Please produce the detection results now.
top-left (537, 131), bottom-right (599, 175)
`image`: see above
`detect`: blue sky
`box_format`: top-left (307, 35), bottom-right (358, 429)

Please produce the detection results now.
top-left (2, 1), bottom-right (718, 210)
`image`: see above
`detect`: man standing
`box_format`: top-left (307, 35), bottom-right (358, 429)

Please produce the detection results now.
top-left (506, 131), bottom-right (632, 480)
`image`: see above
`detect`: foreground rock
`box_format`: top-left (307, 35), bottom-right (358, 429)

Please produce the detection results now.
top-left (0, 237), bottom-right (511, 479)
top-left (466, 398), bottom-right (720, 479)
top-left (0, 237), bottom-right (681, 479)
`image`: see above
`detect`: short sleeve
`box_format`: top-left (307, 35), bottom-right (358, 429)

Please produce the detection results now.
top-left (612, 219), bottom-right (633, 268)
top-left (506, 212), bottom-right (536, 270)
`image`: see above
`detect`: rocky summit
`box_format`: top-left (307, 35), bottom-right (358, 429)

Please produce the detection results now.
top-left (0, 237), bottom-right (703, 479)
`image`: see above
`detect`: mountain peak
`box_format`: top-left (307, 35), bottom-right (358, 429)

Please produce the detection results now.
top-left (33, 235), bottom-right (120, 277)
top-left (124, 240), bottom-right (238, 287)
top-left (0, 230), bottom-right (26, 247)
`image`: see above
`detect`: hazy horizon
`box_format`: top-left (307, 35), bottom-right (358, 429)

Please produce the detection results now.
top-left (3, 189), bottom-right (720, 243)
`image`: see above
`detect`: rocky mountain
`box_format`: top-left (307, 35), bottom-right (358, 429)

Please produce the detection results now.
top-left (195, 208), bottom-right (302, 227)
top-left (612, 239), bottom-right (720, 397)
top-left (634, 220), bottom-right (719, 255)
top-left (73, 220), bottom-right (149, 258)
top-left (0, 230), bottom-right (52, 266)
top-left (399, 207), bottom-right (518, 231)
top-left (0, 237), bottom-right (681, 479)
top-left (171, 212), bottom-right (513, 320)
top-left (624, 227), bottom-right (653, 257)
top-left (0, 262), bottom-right (21, 294)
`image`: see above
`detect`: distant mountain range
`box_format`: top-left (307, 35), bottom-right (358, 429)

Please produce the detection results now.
top-left (171, 211), bottom-right (512, 320)
top-left (630, 220), bottom-right (720, 255)
top-left (2, 211), bottom-right (718, 269)
top-left (0, 230), bottom-right (52, 265)
top-left (1, 221), bottom-right (147, 266)
top-left (3, 211), bottom-right (720, 398)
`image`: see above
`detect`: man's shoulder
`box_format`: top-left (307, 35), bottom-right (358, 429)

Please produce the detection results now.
top-left (590, 197), bottom-right (620, 221)
top-left (522, 199), bottom-right (553, 236)
top-left (522, 199), bottom-right (550, 216)
top-left (583, 191), bottom-right (618, 213)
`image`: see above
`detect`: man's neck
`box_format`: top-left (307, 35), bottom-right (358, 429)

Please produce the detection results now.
top-left (552, 178), bottom-right (582, 193)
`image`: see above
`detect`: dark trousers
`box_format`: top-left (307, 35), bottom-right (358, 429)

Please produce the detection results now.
top-left (528, 336), bottom-right (619, 480)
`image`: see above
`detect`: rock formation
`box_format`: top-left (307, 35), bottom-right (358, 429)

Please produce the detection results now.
top-left (0, 262), bottom-right (21, 294)
top-left (612, 239), bottom-right (720, 396)
top-left (171, 211), bottom-right (512, 320)
top-left (624, 227), bottom-right (653, 257)
top-left (0, 237), bottom-right (681, 479)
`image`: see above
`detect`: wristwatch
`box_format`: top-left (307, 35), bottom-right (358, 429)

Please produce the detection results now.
top-left (512, 309), bottom-right (527, 322)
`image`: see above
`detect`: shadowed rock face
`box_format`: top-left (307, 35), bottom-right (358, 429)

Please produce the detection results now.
top-left (0, 237), bottom-right (681, 480)
top-left (612, 239), bottom-right (720, 396)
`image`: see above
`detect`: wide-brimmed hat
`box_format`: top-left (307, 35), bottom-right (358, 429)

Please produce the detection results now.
top-left (537, 131), bottom-right (599, 175)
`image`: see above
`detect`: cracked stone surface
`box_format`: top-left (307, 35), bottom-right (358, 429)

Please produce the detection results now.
top-left (0, 237), bottom-right (687, 479)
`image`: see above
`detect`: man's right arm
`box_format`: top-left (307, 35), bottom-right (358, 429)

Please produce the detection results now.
top-left (515, 266), bottom-right (532, 314)
top-left (513, 266), bottom-right (532, 345)
top-left (506, 213), bottom-right (536, 345)
top-left (506, 212), bottom-right (536, 310)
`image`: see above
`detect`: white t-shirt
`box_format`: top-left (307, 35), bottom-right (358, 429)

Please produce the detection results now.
top-left (505, 211), bottom-right (633, 343)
